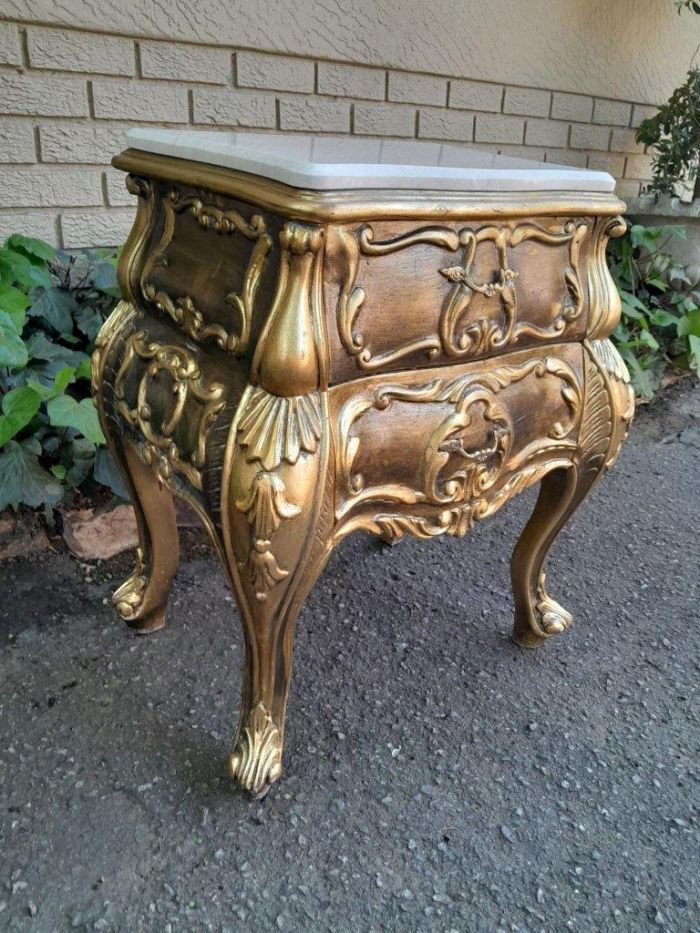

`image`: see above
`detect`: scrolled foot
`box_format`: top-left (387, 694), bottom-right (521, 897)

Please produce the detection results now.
top-left (228, 702), bottom-right (283, 798)
top-left (513, 571), bottom-right (573, 648)
top-left (112, 547), bottom-right (166, 633)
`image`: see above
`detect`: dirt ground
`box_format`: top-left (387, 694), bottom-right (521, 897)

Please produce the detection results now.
top-left (1, 380), bottom-right (699, 933)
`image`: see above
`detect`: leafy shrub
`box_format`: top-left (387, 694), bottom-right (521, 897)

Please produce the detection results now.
top-left (609, 223), bottom-right (700, 399)
top-left (0, 235), bottom-right (124, 511)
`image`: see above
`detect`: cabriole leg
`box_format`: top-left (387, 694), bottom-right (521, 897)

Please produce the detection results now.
top-left (110, 439), bottom-right (180, 633)
top-left (511, 338), bottom-right (634, 648)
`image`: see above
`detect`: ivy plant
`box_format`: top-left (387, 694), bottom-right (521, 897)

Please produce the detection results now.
top-left (609, 223), bottom-right (700, 399)
top-left (0, 235), bottom-right (125, 511)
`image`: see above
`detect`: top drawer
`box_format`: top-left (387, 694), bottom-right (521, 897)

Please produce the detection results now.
top-left (324, 215), bottom-right (622, 384)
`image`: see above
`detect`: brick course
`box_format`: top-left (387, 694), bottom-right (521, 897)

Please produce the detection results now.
top-left (0, 18), bottom-right (657, 247)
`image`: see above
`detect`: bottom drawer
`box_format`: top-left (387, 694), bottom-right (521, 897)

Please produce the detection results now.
top-left (329, 343), bottom-right (585, 540)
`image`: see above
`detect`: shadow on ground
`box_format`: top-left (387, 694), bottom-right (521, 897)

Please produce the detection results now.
top-left (1, 382), bottom-right (699, 932)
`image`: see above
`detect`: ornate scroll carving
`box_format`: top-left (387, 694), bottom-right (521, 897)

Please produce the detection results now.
top-left (114, 332), bottom-right (226, 490)
top-left (141, 187), bottom-right (271, 356)
top-left (334, 355), bottom-right (582, 541)
top-left (335, 219), bottom-right (588, 372)
top-left (228, 702), bottom-right (283, 797)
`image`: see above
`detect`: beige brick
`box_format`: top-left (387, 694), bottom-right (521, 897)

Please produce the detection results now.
top-left (236, 51), bottom-right (313, 93)
top-left (631, 103), bottom-right (658, 128)
top-left (140, 41), bottom-right (231, 84)
top-left (524, 118), bottom-right (568, 148)
top-left (544, 149), bottom-right (587, 168)
top-left (569, 123), bottom-right (610, 150)
top-left (593, 98), bottom-right (632, 126)
top-left (418, 107), bottom-right (473, 142)
top-left (0, 168), bottom-right (103, 208)
top-left (474, 113), bottom-right (524, 145)
top-left (279, 95), bottom-right (349, 132)
top-left (61, 208), bottom-right (134, 248)
top-left (317, 62), bottom-right (384, 101)
top-left (104, 168), bottom-right (135, 206)
top-left (92, 79), bottom-right (188, 122)
top-left (615, 179), bottom-right (641, 199)
top-left (551, 92), bottom-right (593, 122)
top-left (0, 211), bottom-right (58, 245)
top-left (0, 74), bottom-right (88, 117)
top-left (0, 22), bottom-right (21, 66)
top-left (388, 71), bottom-right (447, 106)
top-left (587, 153), bottom-right (625, 176)
top-left (192, 87), bottom-right (276, 127)
top-left (354, 101), bottom-right (415, 137)
top-left (0, 120), bottom-right (36, 163)
top-left (496, 145), bottom-right (546, 161)
top-left (40, 123), bottom-right (127, 163)
top-left (610, 127), bottom-right (645, 154)
top-left (503, 87), bottom-right (550, 118)
top-left (449, 79), bottom-right (502, 113)
top-left (27, 27), bottom-right (135, 76)
top-left (625, 154), bottom-right (655, 178)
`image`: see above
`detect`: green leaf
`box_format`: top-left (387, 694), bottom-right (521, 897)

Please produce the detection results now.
top-left (28, 286), bottom-right (78, 336)
top-left (65, 437), bottom-right (96, 487)
top-left (26, 365), bottom-right (77, 400)
top-left (6, 234), bottom-right (56, 264)
top-left (0, 438), bottom-right (63, 509)
top-left (51, 464), bottom-right (66, 480)
top-left (46, 394), bottom-right (105, 444)
top-left (25, 331), bottom-right (88, 366)
top-left (75, 304), bottom-right (104, 341)
top-left (688, 334), bottom-right (700, 371)
top-left (0, 309), bottom-right (28, 369)
top-left (0, 248), bottom-right (34, 289)
top-left (677, 308), bottom-right (700, 338)
top-left (93, 447), bottom-right (129, 499)
top-left (0, 283), bottom-right (31, 330)
top-left (0, 385), bottom-right (42, 446)
top-left (75, 358), bottom-right (92, 380)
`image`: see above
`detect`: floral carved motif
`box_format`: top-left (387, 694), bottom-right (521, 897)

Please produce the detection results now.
top-left (141, 186), bottom-right (271, 356)
top-left (335, 220), bottom-right (588, 372)
top-left (114, 331), bottom-right (226, 490)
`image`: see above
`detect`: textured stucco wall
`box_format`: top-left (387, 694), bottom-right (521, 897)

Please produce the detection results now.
top-left (0, 1), bottom-right (693, 246)
top-left (3, 0), bottom-right (694, 103)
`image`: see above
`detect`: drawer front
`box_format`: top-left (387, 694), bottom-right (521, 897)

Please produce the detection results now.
top-left (325, 215), bottom-right (619, 384)
top-left (329, 342), bottom-right (585, 540)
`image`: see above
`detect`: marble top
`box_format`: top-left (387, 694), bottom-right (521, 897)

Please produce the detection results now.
top-left (125, 129), bottom-right (616, 194)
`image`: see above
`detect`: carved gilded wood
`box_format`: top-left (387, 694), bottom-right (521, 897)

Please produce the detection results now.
top-left (93, 149), bottom-right (633, 798)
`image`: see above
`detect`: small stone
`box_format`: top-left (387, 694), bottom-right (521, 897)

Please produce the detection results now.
top-left (654, 910), bottom-right (665, 926)
top-left (214, 849), bottom-right (225, 861)
top-left (527, 722), bottom-right (538, 732)
top-left (500, 825), bottom-right (514, 842)
top-left (28, 902), bottom-right (37, 917)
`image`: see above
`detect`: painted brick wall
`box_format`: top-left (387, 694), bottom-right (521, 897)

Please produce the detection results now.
top-left (0, 20), bottom-right (656, 248)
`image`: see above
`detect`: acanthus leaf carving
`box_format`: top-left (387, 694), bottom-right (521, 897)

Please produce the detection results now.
top-left (228, 702), bottom-right (283, 797)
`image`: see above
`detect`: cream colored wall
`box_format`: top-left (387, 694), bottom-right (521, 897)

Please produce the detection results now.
top-left (0, 1), bottom-right (693, 246)
top-left (4, 0), bottom-right (693, 102)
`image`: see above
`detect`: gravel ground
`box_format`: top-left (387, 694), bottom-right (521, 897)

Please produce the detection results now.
top-left (1, 381), bottom-right (699, 933)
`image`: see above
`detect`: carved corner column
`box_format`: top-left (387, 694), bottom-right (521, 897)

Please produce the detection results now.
top-left (222, 222), bottom-right (334, 797)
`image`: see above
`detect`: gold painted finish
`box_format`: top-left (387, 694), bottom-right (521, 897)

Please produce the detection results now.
top-left (93, 150), bottom-right (633, 797)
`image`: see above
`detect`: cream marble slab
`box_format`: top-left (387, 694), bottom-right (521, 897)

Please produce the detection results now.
top-left (125, 128), bottom-right (616, 194)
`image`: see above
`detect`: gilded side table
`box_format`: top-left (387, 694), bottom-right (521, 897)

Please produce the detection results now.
top-left (93, 130), bottom-right (634, 797)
